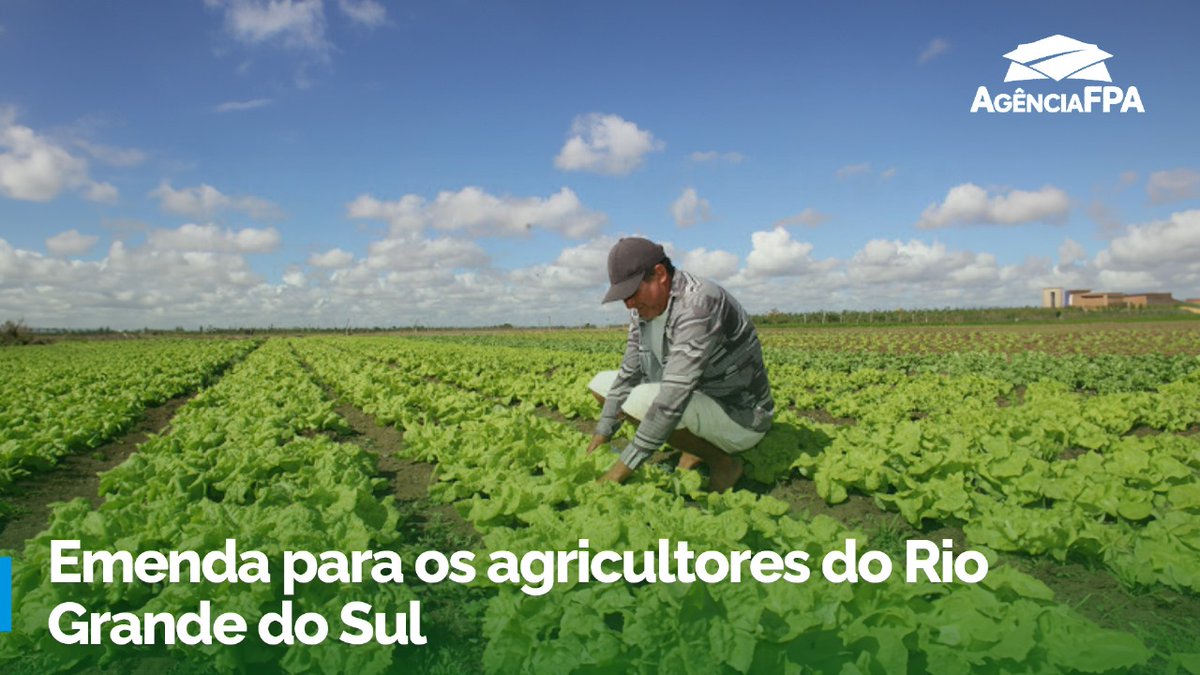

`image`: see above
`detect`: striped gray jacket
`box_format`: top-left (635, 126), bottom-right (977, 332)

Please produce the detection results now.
top-left (595, 270), bottom-right (774, 470)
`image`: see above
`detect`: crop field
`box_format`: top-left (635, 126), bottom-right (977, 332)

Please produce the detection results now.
top-left (0, 321), bottom-right (1198, 674)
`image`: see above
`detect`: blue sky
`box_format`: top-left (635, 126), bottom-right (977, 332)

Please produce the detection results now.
top-left (1, 0), bottom-right (1198, 328)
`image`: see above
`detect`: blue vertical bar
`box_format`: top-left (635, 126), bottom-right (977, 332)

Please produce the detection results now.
top-left (0, 557), bottom-right (11, 633)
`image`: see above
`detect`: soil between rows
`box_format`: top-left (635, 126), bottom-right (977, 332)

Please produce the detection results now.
top-left (3, 339), bottom-right (1193, 672)
top-left (400, 350), bottom-right (1200, 660)
top-left (328, 399), bottom-right (479, 546)
top-left (0, 394), bottom-right (194, 552)
top-left (294, 353), bottom-right (486, 673)
top-left (290, 343), bottom-right (480, 544)
top-left (762, 471), bottom-right (1200, 670)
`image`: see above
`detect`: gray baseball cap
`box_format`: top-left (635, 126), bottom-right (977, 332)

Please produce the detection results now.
top-left (602, 237), bottom-right (665, 303)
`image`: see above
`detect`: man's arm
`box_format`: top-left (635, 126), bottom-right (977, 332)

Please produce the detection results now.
top-left (594, 320), bottom-right (643, 439)
top-left (617, 297), bottom-right (723, 471)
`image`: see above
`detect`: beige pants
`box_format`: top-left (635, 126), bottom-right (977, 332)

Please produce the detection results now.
top-left (588, 370), bottom-right (765, 454)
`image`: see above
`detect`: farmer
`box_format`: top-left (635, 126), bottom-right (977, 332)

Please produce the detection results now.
top-left (586, 237), bottom-right (774, 491)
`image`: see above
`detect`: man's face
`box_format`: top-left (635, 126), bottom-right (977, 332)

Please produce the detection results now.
top-left (624, 264), bottom-right (670, 320)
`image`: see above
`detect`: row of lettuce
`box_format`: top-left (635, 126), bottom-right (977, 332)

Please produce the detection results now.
top-left (405, 333), bottom-right (1200, 597)
top-left (297, 336), bottom-right (1167, 673)
top-left (1, 331), bottom-right (1196, 672)
top-left (424, 322), bottom-right (1200, 357)
top-left (0, 339), bottom-right (259, 492)
top-left (759, 325), bottom-right (1200, 357)
top-left (1, 341), bottom-right (414, 672)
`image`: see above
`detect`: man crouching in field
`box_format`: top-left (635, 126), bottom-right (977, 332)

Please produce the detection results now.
top-left (585, 237), bottom-right (774, 491)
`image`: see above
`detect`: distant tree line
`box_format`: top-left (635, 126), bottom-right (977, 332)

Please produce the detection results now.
top-left (5, 304), bottom-right (1197, 343)
top-left (752, 305), bottom-right (1200, 327)
top-left (1, 319), bottom-right (40, 345)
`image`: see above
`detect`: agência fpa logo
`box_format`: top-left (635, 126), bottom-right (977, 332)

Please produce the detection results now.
top-left (971, 34), bottom-right (1145, 113)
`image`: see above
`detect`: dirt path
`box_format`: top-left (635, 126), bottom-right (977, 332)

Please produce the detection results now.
top-left (0, 394), bottom-right (193, 551)
top-left (327, 401), bottom-right (477, 540)
top-left (291, 348), bottom-right (487, 672)
top-left (307, 342), bottom-right (1199, 670)
top-left (332, 401), bottom-right (432, 501)
top-left (289, 345), bottom-right (479, 544)
top-left (765, 473), bottom-right (1200, 667)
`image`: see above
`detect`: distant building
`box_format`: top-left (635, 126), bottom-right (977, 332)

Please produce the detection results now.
top-left (1042, 287), bottom-right (1097, 307)
top-left (1068, 290), bottom-right (1178, 309)
top-left (1125, 293), bottom-right (1177, 307)
top-left (1073, 291), bottom-right (1126, 309)
top-left (1066, 289), bottom-right (1092, 307)
top-left (1042, 287), bottom-right (1066, 308)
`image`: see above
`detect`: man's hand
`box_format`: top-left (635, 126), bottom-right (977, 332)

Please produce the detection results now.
top-left (588, 436), bottom-right (634, 484)
top-left (586, 434), bottom-right (610, 455)
top-left (599, 461), bottom-right (634, 484)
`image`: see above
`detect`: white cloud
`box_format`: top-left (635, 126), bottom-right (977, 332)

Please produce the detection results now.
top-left (46, 230), bottom-right (100, 257)
top-left (851, 239), bottom-right (924, 281)
top-left (73, 139), bottom-right (147, 167)
top-left (206, 0), bottom-right (329, 53)
top-left (773, 208), bottom-right (830, 228)
top-left (1096, 269), bottom-right (1160, 290)
top-left (1099, 210), bottom-right (1200, 267)
top-left (917, 183), bottom-right (1070, 229)
top-left (1087, 200), bottom-right (1123, 235)
top-left (671, 187), bottom-right (712, 227)
top-left (151, 181), bottom-right (283, 221)
top-left (1146, 168), bottom-right (1200, 205)
top-left (688, 151), bottom-right (744, 165)
top-left (145, 223), bottom-right (281, 253)
top-left (282, 269), bottom-right (307, 287)
top-left (848, 239), bottom-right (998, 286)
top-left (337, 0), bottom-right (386, 27)
top-left (744, 227), bottom-right (819, 278)
top-left (508, 237), bottom-right (615, 293)
top-left (0, 228), bottom-right (536, 330)
top-left (346, 186), bottom-right (606, 239)
top-left (346, 193), bottom-right (419, 229)
top-left (1058, 238), bottom-right (1087, 266)
top-left (919, 38), bottom-right (950, 64)
top-left (363, 234), bottom-right (488, 272)
top-left (947, 253), bottom-right (1001, 286)
top-left (0, 107), bottom-right (118, 203)
top-left (835, 163), bottom-right (896, 182)
top-left (550, 237), bottom-right (614, 280)
top-left (85, 182), bottom-right (119, 204)
top-left (554, 113), bottom-right (663, 175)
top-left (835, 162), bottom-right (872, 180)
top-left (681, 248), bottom-right (739, 281)
top-left (214, 98), bottom-right (273, 113)
top-left (309, 248), bottom-right (354, 268)
top-left (6, 216), bottom-right (1197, 330)
top-left (723, 238), bottom-right (1046, 313)
top-left (0, 237), bottom-right (269, 329)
